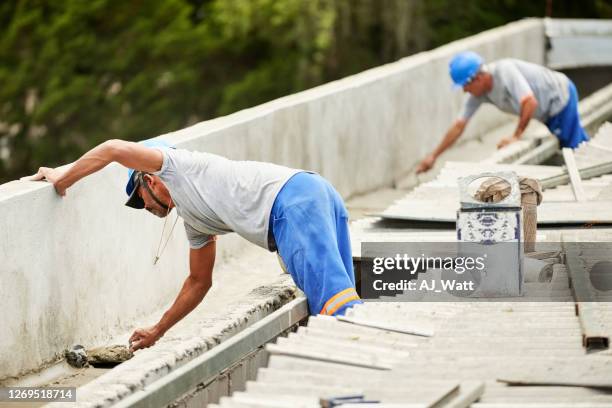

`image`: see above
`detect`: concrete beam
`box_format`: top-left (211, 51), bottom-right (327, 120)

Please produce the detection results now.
top-left (546, 18), bottom-right (612, 69)
top-left (112, 298), bottom-right (307, 408)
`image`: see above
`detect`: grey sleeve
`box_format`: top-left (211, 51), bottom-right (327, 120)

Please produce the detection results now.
top-left (499, 62), bottom-right (533, 102)
top-left (152, 147), bottom-right (175, 178)
top-left (184, 222), bottom-right (215, 249)
top-left (153, 148), bottom-right (197, 179)
top-left (459, 95), bottom-right (483, 120)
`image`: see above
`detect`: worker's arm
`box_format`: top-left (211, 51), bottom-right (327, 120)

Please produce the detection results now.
top-left (497, 94), bottom-right (538, 149)
top-left (129, 241), bottom-right (216, 351)
top-left (416, 119), bottom-right (467, 174)
top-left (26, 139), bottom-right (163, 196)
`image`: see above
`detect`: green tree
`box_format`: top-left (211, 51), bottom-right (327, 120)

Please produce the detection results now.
top-left (2, 0), bottom-right (612, 183)
top-left (0, 0), bottom-right (211, 182)
top-left (201, 0), bottom-right (337, 115)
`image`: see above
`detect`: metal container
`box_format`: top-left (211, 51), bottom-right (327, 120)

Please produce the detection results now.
top-left (456, 171), bottom-right (523, 297)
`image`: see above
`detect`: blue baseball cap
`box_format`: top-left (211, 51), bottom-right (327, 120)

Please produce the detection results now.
top-left (125, 139), bottom-right (174, 209)
top-left (449, 51), bottom-right (484, 89)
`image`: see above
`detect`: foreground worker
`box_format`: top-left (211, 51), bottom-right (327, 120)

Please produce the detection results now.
top-left (417, 51), bottom-right (589, 173)
top-left (30, 139), bottom-right (362, 350)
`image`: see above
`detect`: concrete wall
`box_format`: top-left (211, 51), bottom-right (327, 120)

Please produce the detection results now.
top-left (0, 18), bottom-right (544, 380)
top-left (171, 18), bottom-right (544, 196)
top-left (546, 18), bottom-right (612, 69)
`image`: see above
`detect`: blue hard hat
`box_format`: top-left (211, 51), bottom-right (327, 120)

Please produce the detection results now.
top-left (449, 51), bottom-right (484, 88)
top-left (125, 139), bottom-right (174, 209)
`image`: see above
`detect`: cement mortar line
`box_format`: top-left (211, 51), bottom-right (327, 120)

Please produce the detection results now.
top-left (44, 277), bottom-right (299, 408)
top-left (110, 298), bottom-right (308, 408)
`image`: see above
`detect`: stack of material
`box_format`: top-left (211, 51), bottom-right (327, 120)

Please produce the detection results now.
top-left (211, 242), bottom-right (612, 406)
top-left (212, 276), bottom-right (612, 406)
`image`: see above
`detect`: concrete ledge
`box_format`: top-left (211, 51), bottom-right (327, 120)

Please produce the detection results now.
top-left (51, 274), bottom-right (299, 407)
top-left (546, 18), bottom-right (612, 69)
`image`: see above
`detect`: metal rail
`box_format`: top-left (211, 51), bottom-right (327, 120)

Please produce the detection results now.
top-left (540, 161), bottom-right (612, 190)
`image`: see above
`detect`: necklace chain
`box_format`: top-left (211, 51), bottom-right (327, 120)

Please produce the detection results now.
top-left (153, 200), bottom-right (178, 265)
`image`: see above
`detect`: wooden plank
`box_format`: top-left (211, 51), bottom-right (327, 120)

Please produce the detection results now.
top-left (561, 148), bottom-right (587, 202)
top-left (442, 381), bottom-right (485, 408)
top-left (421, 382), bottom-right (460, 408)
top-left (562, 238), bottom-right (610, 351)
top-left (376, 200), bottom-right (612, 225)
top-left (540, 160), bottom-right (612, 189)
top-left (525, 251), bottom-right (561, 261)
top-left (497, 356), bottom-right (612, 389)
top-left (265, 343), bottom-right (393, 371)
top-left (513, 137), bottom-right (559, 165)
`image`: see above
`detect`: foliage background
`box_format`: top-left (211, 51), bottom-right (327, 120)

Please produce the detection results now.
top-left (1, 0), bottom-right (611, 182)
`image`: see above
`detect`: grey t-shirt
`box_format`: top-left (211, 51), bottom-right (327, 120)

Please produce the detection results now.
top-left (460, 59), bottom-right (570, 123)
top-left (153, 148), bottom-right (300, 250)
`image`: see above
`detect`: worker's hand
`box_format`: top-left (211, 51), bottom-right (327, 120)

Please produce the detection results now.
top-left (497, 136), bottom-right (519, 149)
top-left (129, 326), bottom-right (163, 352)
top-left (416, 154), bottom-right (436, 174)
top-left (22, 167), bottom-right (67, 196)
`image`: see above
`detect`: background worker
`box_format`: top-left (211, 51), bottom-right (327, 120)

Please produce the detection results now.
top-left (30, 139), bottom-right (362, 351)
top-left (416, 51), bottom-right (589, 174)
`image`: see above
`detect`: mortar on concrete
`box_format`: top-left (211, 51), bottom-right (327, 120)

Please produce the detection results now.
top-left (86, 345), bottom-right (133, 368)
top-left (65, 344), bottom-right (133, 369)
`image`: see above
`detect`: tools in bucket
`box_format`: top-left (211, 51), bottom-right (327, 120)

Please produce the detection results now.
top-left (455, 171), bottom-right (542, 297)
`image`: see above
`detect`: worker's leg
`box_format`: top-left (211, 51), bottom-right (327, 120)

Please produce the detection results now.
top-left (329, 178), bottom-right (356, 287)
top-left (319, 177), bottom-right (361, 316)
top-left (329, 211), bottom-right (359, 316)
top-left (335, 202), bottom-right (356, 288)
top-left (546, 80), bottom-right (589, 149)
top-left (270, 172), bottom-right (362, 316)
